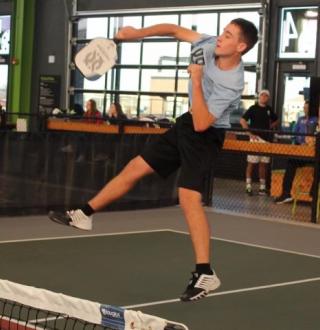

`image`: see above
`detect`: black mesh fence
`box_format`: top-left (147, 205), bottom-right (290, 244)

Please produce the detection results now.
top-left (0, 113), bottom-right (319, 224)
top-left (0, 131), bottom-right (178, 216)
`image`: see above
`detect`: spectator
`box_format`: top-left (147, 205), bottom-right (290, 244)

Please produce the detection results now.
top-left (240, 89), bottom-right (279, 195)
top-left (294, 101), bottom-right (318, 145)
top-left (107, 102), bottom-right (127, 123)
top-left (274, 101), bottom-right (318, 204)
top-left (84, 99), bottom-right (103, 124)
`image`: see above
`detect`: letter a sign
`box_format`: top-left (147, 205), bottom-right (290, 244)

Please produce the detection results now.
top-left (279, 7), bottom-right (318, 59)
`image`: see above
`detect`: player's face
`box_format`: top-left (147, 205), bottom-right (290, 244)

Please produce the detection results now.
top-left (215, 23), bottom-right (247, 57)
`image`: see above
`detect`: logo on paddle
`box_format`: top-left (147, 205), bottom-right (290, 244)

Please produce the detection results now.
top-left (84, 50), bottom-right (104, 73)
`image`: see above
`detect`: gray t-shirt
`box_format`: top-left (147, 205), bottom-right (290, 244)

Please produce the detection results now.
top-left (189, 35), bottom-right (244, 128)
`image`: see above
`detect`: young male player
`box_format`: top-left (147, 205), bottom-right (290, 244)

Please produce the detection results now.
top-left (49, 19), bottom-right (258, 302)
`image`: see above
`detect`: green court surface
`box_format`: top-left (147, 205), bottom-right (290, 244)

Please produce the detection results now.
top-left (1, 230), bottom-right (320, 330)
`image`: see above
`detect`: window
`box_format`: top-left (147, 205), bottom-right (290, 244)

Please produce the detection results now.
top-left (71, 8), bottom-right (261, 119)
top-left (0, 15), bottom-right (11, 110)
top-left (0, 15), bottom-right (10, 55)
top-left (0, 65), bottom-right (8, 109)
top-left (281, 75), bottom-right (310, 127)
top-left (279, 7), bottom-right (318, 59)
top-left (181, 13), bottom-right (218, 35)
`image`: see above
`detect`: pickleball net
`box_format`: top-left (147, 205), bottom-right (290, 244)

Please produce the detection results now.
top-left (0, 279), bottom-right (188, 330)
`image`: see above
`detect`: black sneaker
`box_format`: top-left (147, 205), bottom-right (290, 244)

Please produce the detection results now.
top-left (274, 195), bottom-right (293, 204)
top-left (180, 272), bottom-right (221, 302)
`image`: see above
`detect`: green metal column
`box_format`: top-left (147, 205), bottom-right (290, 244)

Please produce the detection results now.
top-left (9, 0), bottom-right (35, 115)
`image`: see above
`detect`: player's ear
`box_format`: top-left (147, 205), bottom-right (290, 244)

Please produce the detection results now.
top-left (237, 42), bottom-right (247, 54)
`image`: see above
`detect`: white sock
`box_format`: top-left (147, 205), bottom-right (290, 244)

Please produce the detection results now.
top-left (246, 178), bottom-right (252, 189)
top-left (260, 179), bottom-right (266, 190)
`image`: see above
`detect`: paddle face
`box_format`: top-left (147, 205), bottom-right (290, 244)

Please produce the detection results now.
top-left (75, 38), bottom-right (117, 81)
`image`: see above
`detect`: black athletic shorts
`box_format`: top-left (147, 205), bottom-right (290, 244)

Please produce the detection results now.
top-left (140, 112), bottom-right (225, 193)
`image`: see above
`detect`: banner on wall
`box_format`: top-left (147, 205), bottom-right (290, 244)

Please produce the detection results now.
top-left (38, 75), bottom-right (61, 114)
top-left (279, 7), bottom-right (318, 59)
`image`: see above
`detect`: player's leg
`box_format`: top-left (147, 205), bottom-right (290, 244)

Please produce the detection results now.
top-left (179, 189), bottom-right (221, 302)
top-left (88, 156), bottom-right (154, 210)
top-left (177, 117), bottom-right (224, 301)
top-left (179, 187), bottom-right (210, 264)
top-left (49, 156), bottom-right (154, 230)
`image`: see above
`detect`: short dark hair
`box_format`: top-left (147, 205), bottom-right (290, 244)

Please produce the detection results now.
top-left (231, 18), bottom-right (258, 55)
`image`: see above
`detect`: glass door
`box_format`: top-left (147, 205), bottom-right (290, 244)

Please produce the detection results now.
top-left (281, 74), bottom-right (310, 128)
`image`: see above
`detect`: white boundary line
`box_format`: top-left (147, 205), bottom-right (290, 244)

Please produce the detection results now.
top-left (0, 229), bottom-right (170, 244)
top-left (167, 229), bottom-right (320, 259)
top-left (123, 276), bottom-right (320, 309)
top-left (1, 228), bottom-right (320, 259)
top-left (3, 230), bottom-right (320, 318)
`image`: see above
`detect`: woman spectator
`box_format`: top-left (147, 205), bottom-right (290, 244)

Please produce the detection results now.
top-left (107, 102), bottom-right (127, 123)
top-left (84, 99), bottom-right (103, 124)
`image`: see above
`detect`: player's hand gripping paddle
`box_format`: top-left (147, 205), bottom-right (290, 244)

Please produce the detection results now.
top-left (75, 38), bottom-right (118, 81)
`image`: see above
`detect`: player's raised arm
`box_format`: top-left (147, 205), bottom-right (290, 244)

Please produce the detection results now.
top-left (188, 64), bottom-right (216, 131)
top-left (115, 24), bottom-right (201, 43)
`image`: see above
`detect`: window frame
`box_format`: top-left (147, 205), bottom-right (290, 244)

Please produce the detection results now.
top-left (69, 6), bottom-right (262, 119)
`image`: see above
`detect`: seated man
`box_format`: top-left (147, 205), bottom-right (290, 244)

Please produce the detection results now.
top-left (274, 101), bottom-right (318, 204)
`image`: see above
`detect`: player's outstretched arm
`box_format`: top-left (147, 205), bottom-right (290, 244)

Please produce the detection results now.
top-left (115, 24), bottom-right (201, 43)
